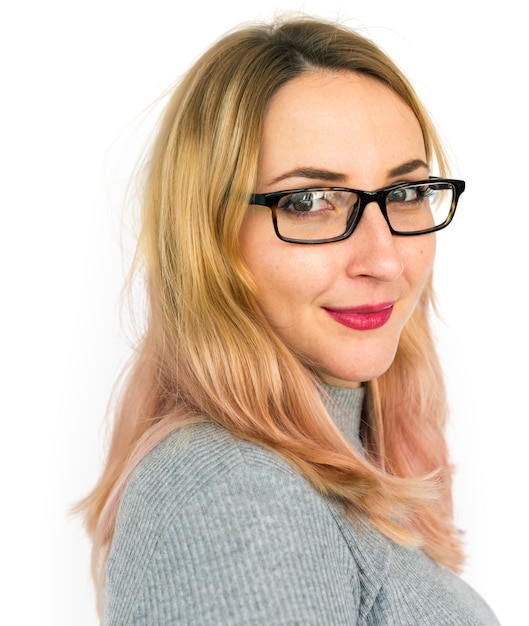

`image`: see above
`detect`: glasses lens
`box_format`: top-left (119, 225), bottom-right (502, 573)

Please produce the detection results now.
top-left (274, 189), bottom-right (358, 241)
top-left (385, 182), bottom-right (454, 234)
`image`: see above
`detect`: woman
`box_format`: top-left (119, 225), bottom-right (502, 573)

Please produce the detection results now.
top-left (81, 16), bottom-right (499, 624)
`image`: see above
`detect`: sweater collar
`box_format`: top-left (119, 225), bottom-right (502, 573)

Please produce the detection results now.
top-left (320, 384), bottom-right (365, 453)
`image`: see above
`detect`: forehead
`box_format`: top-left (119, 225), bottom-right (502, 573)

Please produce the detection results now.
top-left (258, 71), bottom-right (426, 188)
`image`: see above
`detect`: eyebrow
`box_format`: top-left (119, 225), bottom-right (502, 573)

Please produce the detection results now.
top-left (268, 160), bottom-right (429, 186)
top-left (387, 159), bottom-right (429, 177)
top-left (269, 167), bottom-right (347, 185)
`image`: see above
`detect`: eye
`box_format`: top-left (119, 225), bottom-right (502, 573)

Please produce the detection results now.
top-left (388, 187), bottom-right (417, 203)
top-left (278, 191), bottom-right (333, 213)
top-left (387, 185), bottom-right (432, 204)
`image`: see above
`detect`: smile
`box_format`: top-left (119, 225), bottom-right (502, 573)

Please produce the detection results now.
top-left (323, 303), bottom-right (394, 331)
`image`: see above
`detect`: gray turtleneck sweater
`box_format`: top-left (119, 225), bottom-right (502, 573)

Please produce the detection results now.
top-left (104, 386), bottom-right (499, 625)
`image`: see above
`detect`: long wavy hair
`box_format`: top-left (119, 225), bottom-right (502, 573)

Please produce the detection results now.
top-left (80, 15), bottom-right (464, 609)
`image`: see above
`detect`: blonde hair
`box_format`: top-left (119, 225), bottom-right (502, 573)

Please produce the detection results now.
top-left (80, 16), bottom-right (464, 608)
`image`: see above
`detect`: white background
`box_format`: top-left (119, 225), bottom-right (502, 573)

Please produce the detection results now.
top-left (2, 1), bottom-right (526, 624)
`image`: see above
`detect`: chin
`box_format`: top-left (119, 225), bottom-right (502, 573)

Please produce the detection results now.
top-left (317, 364), bottom-right (392, 387)
top-left (318, 349), bottom-right (398, 386)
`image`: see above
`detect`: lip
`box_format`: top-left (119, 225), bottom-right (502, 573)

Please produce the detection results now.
top-left (323, 302), bottom-right (394, 331)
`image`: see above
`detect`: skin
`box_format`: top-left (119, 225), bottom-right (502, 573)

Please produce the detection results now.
top-left (239, 71), bottom-right (435, 387)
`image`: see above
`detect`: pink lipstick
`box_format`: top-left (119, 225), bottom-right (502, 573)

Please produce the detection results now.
top-left (323, 303), bottom-right (394, 331)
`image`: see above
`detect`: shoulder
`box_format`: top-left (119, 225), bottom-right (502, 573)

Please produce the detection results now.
top-left (105, 422), bottom-right (360, 625)
top-left (111, 421), bottom-right (340, 558)
top-left (118, 421), bottom-right (315, 520)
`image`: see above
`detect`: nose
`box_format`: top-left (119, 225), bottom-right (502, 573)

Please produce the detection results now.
top-left (344, 201), bottom-right (404, 282)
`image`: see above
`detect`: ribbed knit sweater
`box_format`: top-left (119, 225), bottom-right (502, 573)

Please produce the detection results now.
top-left (104, 386), bottom-right (500, 625)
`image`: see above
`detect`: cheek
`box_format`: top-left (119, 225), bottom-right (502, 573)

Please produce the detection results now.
top-left (403, 235), bottom-right (436, 288)
top-left (240, 214), bottom-right (303, 312)
top-left (246, 248), bottom-right (323, 315)
top-left (240, 217), bottom-right (330, 328)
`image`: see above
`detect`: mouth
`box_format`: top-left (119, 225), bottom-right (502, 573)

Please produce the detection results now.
top-left (323, 302), bottom-right (394, 331)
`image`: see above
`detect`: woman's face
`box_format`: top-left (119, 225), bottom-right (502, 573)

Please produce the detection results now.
top-left (239, 71), bottom-right (435, 386)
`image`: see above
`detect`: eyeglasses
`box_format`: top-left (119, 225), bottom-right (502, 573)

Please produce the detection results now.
top-left (249, 177), bottom-right (465, 244)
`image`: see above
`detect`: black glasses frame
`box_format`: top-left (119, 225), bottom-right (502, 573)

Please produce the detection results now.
top-left (249, 177), bottom-right (466, 244)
